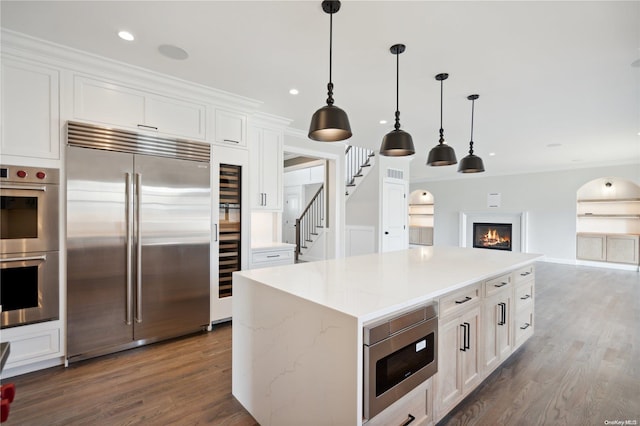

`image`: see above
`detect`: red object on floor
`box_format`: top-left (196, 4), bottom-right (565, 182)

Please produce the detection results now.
top-left (0, 398), bottom-right (9, 422)
top-left (0, 384), bottom-right (14, 403)
top-left (0, 383), bottom-right (15, 422)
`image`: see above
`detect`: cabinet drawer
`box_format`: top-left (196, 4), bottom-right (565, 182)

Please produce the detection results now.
top-left (514, 264), bottom-right (535, 284)
top-left (251, 249), bottom-right (294, 265)
top-left (514, 308), bottom-right (534, 347)
top-left (483, 273), bottom-right (512, 297)
top-left (366, 378), bottom-right (431, 426)
top-left (2, 327), bottom-right (60, 368)
top-left (515, 281), bottom-right (534, 311)
top-left (439, 283), bottom-right (481, 318)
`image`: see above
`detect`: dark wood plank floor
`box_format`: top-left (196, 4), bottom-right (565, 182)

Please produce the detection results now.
top-left (2, 262), bottom-right (639, 425)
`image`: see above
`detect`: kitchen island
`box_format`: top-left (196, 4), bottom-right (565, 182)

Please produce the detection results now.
top-left (232, 246), bottom-right (542, 425)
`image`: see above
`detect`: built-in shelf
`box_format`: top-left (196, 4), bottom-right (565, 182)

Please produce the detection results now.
top-left (578, 198), bottom-right (640, 203)
top-left (578, 214), bottom-right (640, 219)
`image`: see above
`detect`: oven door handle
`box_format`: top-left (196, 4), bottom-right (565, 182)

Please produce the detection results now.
top-left (0, 255), bottom-right (47, 263)
top-left (0, 183), bottom-right (46, 191)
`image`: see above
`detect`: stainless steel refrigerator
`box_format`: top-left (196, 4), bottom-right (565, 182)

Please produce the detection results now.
top-left (66, 121), bottom-right (211, 362)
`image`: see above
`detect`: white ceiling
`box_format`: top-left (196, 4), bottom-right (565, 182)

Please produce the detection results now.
top-left (2, 1), bottom-right (639, 181)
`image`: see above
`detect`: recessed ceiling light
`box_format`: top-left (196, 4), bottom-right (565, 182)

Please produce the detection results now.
top-left (379, 120), bottom-right (387, 124)
top-left (289, 89), bottom-right (299, 95)
top-left (158, 44), bottom-right (189, 60)
top-left (489, 152), bottom-right (496, 156)
top-left (118, 31), bottom-right (135, 41)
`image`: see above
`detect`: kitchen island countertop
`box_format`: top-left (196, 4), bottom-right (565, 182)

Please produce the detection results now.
top-left (232, 246), bottom-right (542, 425)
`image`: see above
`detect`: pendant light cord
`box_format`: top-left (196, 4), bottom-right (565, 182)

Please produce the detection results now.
top-left (469, 98), bottom-right (475, 154)
top-left (438, 79), bottom-right (445, 143)
top-left (394, 51), bottom-right (400, 130)
top-left (326, 10), bottom-right (334, 106)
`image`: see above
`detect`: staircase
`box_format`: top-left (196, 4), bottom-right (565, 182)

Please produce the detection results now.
top-left (295, 145), bottom-right (375, 261)
top-left (345, 145), bottom-right (375, 198)
top-left (295, 184), bottom-right (324, 261)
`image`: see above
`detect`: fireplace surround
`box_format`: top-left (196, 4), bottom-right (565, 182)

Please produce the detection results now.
top-left (459, 211), bottom-right (527, 253)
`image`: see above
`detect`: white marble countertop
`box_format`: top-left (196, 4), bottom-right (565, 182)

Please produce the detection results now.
top-left (250, 242), bottom-right (296, 251)
top-left (235, 246), bottom-right (542, 322)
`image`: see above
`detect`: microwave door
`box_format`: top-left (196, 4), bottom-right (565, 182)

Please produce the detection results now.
top-left (66, 146), bottom-right (134, 358)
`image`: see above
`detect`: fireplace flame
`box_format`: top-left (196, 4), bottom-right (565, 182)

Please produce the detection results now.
top-left (480, 228), bottom-right (511, 247)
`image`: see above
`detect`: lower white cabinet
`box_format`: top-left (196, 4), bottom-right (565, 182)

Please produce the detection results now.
top-left (482, 288), bottom-right (513, 373)
top-left (577, 233), bottom-right (639, 265)
top-left (250, 244), bottom-right (295, 269)
top-left (0, 321), bottom-right (62, 376)
top-left (366, 378), bottom-right (433, 426)
top-left (409, 226), bottom-right (433, 246)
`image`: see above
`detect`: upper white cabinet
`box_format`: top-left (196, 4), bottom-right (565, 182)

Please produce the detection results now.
top-left (73, 76), bottom-right (206, 140)
top-left (214, 109), bottom-right (247, 147)
top-left (1, 57), bottom-right (60, 160)
top-left (249, 125), bottom-right (283, 211)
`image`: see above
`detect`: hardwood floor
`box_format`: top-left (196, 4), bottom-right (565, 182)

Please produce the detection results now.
top-left (2, 262), bottom-right (639, 425)
top-left (438, 262), bottom-right (640, 426)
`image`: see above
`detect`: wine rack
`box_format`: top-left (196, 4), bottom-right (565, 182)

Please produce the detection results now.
top-left (219, 164), bottom-right (241, 298)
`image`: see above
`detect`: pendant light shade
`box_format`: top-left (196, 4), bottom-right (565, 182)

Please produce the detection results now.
top-left (380, 44), bottom-right (415, 156)
top-left (427, 73), bottom-right (457, 166)
top-left (308, 1), bottom-right (352, 142)
top-left (458, 94), bottom-right (485, 173)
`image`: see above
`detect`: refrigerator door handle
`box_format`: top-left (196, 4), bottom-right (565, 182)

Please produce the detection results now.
top-left (135, 172), bottom-right (143, 323)
top-left (125, 172), bottom-right (133, 325)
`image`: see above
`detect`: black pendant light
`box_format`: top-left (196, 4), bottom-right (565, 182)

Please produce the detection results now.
top-left (427, 73), bottom-right (457, 166)
top-left (379, 44), bottom-right (415, 156)
top-left (308, 0), bottom-right (352, 142)
top-left (458, 94), bottom-right (485, 173)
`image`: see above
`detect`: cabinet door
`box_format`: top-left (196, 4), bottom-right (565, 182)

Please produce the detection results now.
top-left (420, 227), bottom-right (434, 245)
top-left (260, 128), bottom-right (282, 210)
top-left (483, 292), bottom-right (512, 372)
top-left (146, 95), bottom-right (205, 140)
top-left (409, 227), bottom-right (421, 244)
top-left (74, 76), bottom-right (145, 129)
top-left (606, 235), bottom-right (639, 264)
top-left (576, 234), bottom-right (606, 261)
top-left (1, 58), bottom-right (60, 159)
top-left (436, 316), bottom-right (463, 415)
top-left (460, 305), bottom-right (482, 391)
top-left (249, 126), bottom-right (283, 211)
top-left (215, 109), bottom-right (247, 147)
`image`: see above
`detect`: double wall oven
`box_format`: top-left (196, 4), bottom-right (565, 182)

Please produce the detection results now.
top-left (364, 303), bottom-right (438, 421)
top-left (1, 165), bottom-right (59, 328)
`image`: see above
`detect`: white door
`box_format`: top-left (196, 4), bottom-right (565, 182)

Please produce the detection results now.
top-left (381, 180), bottom-right (408, 252)
top-left (283, 186), bottom-right (302, 244)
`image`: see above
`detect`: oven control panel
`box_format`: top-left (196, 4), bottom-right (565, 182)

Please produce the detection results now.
top-left (0, 165), bottom-right (59, 184)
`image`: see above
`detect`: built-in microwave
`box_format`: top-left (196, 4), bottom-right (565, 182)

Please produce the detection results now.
top-left (363, 303), bottom-right (438, 421)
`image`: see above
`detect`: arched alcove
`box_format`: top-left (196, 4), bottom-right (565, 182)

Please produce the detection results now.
top-left (408, 190), bottom-right (434, 246)
top-left (576, 177), bottom-right (640, 265)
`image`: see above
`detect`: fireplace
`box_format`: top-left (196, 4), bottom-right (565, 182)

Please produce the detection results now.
top-left (473, 223), bottom-right (512, 251)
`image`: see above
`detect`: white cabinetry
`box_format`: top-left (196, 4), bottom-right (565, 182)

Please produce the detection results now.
top-left (249, 125), bottom-right (283, 210)
top-left (250, 244), bottom-right (295, 269)
top-left (0, 321), bottom-right (62, 377)
top-left (366, 378), bottom-right (433, 426)
top-left (435, 284), bottom-right (482, 418)
top-left (73, 76), bottom-right (206, 140)
top-left (482, 273), bottom-right (513, 373)
top-left (1, 57), bottom-right (60, 160)
top-left (577, 233), bottom-right (639, 265)
top-left (214, 109), bottom-right (247, 147)
top-left (409, 226), bottom-right (433, 246)
top-left (513, 265), bottom-right (535, 350)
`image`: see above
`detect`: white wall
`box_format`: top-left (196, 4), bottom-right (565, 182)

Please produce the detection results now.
top-left (410, 164), bottom-right (640, 263)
